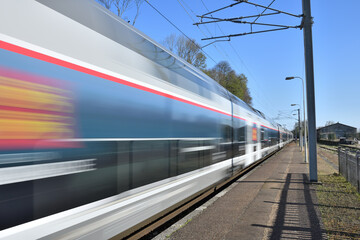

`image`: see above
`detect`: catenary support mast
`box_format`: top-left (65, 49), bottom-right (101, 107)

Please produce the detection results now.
top-left (302, 0), bottom-right (317, 182)
top-left (195, 0), bottom-right (318, 181)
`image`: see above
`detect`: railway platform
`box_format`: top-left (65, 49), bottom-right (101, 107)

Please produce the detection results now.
top-left (156, 143), bottom-right (326, 240)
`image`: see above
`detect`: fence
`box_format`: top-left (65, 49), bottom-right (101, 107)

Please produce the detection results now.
top-left (338, 148), bottom-right (360, 192)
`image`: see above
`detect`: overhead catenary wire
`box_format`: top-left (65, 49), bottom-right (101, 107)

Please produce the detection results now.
top-left (146, 0), bottom-right (281, 118)
top-left (234, 0), bottom-right (302, 18)
top-left (201, 1), bottom-right (242, 17)
top-left (197, 0), bottom-right (302, 41)
top-left (252, 0), bottom-right (276, 23)
top-left (195, 12), bottom-right (281, 25)
top-left (144, 0), bottom-right (216, 64)
top-left (175, 0), bottom-right (232, 63)
top-left (175, 0), bottom-right (275, 117)
top-left (199, 0), bottom-right (282, 118)
top-left (198, 0), bottom-right (305, 119)
top-left (143, 0), bottom-right (272, 111)
top-left (176, 0), bottom-right (270, 112)
top-left (173, 0), bottom-right (280, 113)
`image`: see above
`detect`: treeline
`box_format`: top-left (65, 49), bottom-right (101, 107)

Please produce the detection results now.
top-left (96, 0), bottom-right (252, 105)
top-left (163, 34), bottom-right (252, 105)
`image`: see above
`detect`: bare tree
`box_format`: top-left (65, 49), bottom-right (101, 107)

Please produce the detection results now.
top-left (113, 0), bottom-right (132, 17)
top-left (97, 0), bottom-right (113, 9)
top-left (96, 0), bottom-right (144, 26)
top-left (325, 121), bottom-right (335, 126)
top-left (132, 0), bottom-right (144, 25)
top-left (163, 35), bottom-right (206, 70)
top-left (162, 34), bottom-right (177, 52)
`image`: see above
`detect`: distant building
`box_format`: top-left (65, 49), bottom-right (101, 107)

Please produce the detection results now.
top-left (317, 122), bottom-right (357, 140)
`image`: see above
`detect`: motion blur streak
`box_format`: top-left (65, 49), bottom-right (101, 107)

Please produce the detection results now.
top-left (0, 0), bottom-right (292, 239)
top-left (0, 67), bottom-right (75, 149)
top-left (0, 159), bottom-right (96, 185)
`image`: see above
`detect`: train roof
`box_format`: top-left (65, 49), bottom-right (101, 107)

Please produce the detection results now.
top-left (30, 0), bottom-right (283, 128)
top-left (37, 0), bottom-right (264, 113)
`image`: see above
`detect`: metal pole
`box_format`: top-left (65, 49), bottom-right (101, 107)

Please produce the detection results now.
top-left (356, 151), bottom-right (359, 192)
top-left (302, 0), bottom-right (317, 181)
top-left (338, 147), bottom-right (341, 173)
top-left (345, 149), bottom-right (348, 181)
top-left (300, 77), bottom-right (308, 163)
top-left (298, 109), bottom-right (302, 152)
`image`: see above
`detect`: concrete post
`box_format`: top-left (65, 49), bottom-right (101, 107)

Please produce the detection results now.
top-left (356, 151), bottom-right (360, 192)
top-left (345, 149), bottom-right (348, 181)
top-left (297, 109), bottom-right (302, 152)
top-left (301, 78), bottom-right (308, 163)
top-left (302, 0), bottom-right (317, 181)
top-left (338, 147), bottom-right (341, 173)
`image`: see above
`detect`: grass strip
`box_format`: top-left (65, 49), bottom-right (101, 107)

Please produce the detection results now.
top-left (316, 173), bottom-right (360, 239)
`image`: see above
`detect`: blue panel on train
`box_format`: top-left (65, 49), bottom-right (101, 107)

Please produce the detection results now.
top-left (0, 48), bottom-right (226, 140)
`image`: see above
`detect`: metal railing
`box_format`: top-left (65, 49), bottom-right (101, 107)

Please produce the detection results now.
top-left (338, 148), bottom-right (360, 192)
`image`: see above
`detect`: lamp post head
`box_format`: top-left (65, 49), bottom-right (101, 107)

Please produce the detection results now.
top-left (291, 104), bottom-right (296, 106)
top-left (285, 76), bottom-right (295, 80)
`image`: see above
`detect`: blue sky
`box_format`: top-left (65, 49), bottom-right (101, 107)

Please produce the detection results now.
top-left (104, 0), bottom-right (360, 131)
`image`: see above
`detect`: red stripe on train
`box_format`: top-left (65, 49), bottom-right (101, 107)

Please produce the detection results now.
top-left (0, 40), bottom-right (232, 118)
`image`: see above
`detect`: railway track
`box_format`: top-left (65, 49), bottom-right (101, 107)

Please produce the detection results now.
top-left (118, 148), bottom-right (283, 240)
top-left (318, 144), bottom-right (360, 153)
top-left (318, 144), bottom-right (338, 152)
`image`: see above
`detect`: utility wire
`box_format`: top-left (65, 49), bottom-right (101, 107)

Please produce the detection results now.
top-left (144, 0), bottom-right (216, 64)
top-left (146, 0), bottom-right (280, 118)
top-left (175, 0), bottom-right (272, 114)
top-left (176, 0), bottom-right (270, 112)
top-left (175, 0), bottom-right (233, 65)
top-left (200, 0), bottom-right (281, 117)
top-left (252, 0), bottom-right (276, 23)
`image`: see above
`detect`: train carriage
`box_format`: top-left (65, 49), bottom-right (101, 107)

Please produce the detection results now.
top-left (0, 0), bottom-right (292, 239)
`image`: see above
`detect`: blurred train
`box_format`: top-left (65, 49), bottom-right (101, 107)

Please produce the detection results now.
top-left (0, 0), bottom-right (292, 239)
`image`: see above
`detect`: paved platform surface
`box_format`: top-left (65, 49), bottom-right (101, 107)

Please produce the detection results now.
top-left (163, 143), bottom-right (326, 240)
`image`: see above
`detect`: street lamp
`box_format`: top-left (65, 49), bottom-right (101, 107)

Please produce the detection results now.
top-left (292, 113), bottom-right (299, 142)
top-left (291, 104), bottom-right (303, 152)
top-left (286, 76), bottom-right (308, 163)
top-left (292, 109), bottom-right (302, 152)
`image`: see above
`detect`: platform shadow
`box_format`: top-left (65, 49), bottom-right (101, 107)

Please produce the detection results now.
top-left (252, 173), bottom-right (326, 239)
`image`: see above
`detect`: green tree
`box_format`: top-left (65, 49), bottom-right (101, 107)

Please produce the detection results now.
top-left (205, 61), bottom-right (252, 105)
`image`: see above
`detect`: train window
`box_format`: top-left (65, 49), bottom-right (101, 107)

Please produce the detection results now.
top-left (131, 141), bottom-right (170, 188)
top-left (198, 85), bottom-right (211, 99)
top-left (238, 125), bottom-right (246, 142)
top-left (234, 121), bottom-right (246, 157)
top-left (219, 124), bottom-right (233, 160)
top-left (269, 129), bottom-right (278, 146)
top-left (178, 140), bottom-right (201, 174)
top-left (176, 77), bottom-right (200, 95)
top-left (231, 95), bottom-right (254, 113)
top-left (176, 139), bottom-right (216, 174)
top-left (261, 127), bottom-right (268, 149)
top-left (222, 125), bottom-right (232, 142)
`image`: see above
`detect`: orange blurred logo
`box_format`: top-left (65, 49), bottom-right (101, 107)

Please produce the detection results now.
top-left (252, 127), bottom-right (257, 141)
top-left (0, 67), bottom-right (76, 149)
